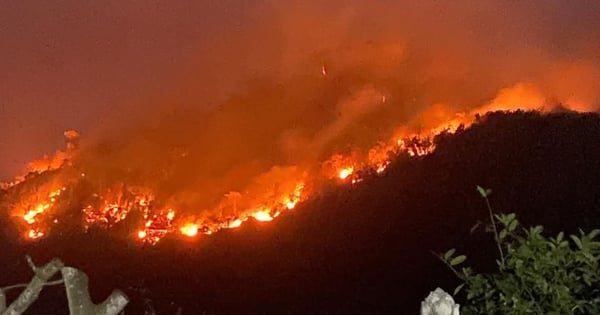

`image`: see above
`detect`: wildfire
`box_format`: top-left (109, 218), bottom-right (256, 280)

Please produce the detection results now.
top-left (285, 200), bottom-right (297, 210)
top-left (283, 183), bottom-right (304, 210)
top-left (3, 90), bottom-right (583, 246)
top-left (180, 223), bottom-right (199, 237)
top-left (13, 186), bottom-right (68, 240)
top-left (82, 187), bottom-right (155, 229)
top-left (136, 208), bottom-right (177, 244)
top-left (227, 218), bottom-right (244, 229)
top-left (1, 115), bottom-right (452, 245)
top-left (1, 118), bottom-right (453, 244)
top-left (23, 204), bottom-right (50, 225)
top-left (27, 229), bottom-right (45, 240)
top-left (21, 187), bottom-right (65, 224)
top-left (338, 167), bottom-right (354, 180)
top-left (252, 210), bottom-right (274, 222)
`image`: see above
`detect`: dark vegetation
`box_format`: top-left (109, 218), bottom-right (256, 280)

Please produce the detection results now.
top-left (1, 110), bottom-right (600, 314)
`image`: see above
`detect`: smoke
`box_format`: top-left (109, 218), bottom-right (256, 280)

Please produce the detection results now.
top-left (6, 0), bottom-right (600, 217)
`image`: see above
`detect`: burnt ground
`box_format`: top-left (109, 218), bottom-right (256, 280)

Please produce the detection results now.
top-left (1, 110), bottom-right (600, 314)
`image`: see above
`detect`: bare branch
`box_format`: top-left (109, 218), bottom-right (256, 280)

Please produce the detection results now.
top-left (25, 255), bottom-right (36, 271)
top-left (2, 257), bottom-right (64, 315)
top-left (0, 290), bottom-right (6, 313)
top-left (62, 267), bottom-right (129, 315)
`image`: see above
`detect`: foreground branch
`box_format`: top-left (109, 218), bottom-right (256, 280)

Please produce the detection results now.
top-left (1, 256), bottom-right (129, 314)
top-left (1, 257), bottom-right (64, 315)
top-left (0, 290), bottom-right (5, 313)
top-left (62, 267), bottom-right (129, 315)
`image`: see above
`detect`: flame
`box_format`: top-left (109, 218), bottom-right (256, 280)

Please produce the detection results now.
top-left (285, 200), bottom-right (297, 210)
top-left (21, 187), bottom-right (65, 224)
top-left (27, 229), bottom-right (45, 240)
top-left (0, 111), bottom-right (475, 243)
top-left (283, 182), bottom-right (304, 210)
top-left (228, 218), bottom-right (244, 229)
top-left (338, 167), bottom-right (354, 180)
top-left (23, 204), bottom-right (50, 225)
top-left (180, 223), bottom-right (199, 237)
top-left (0, 107), bottom-right (492, 244)
top-left (253, 210), bottom-right (274, 222)
top-left (167, 209), bottom-right (175, 221)
top-left (3, 80), bottom-right (592, 245)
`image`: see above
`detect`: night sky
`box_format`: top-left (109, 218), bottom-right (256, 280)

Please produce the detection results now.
top-left (0, 1), bottom-right (258, 180)
top-left (2, 1), bottom-right (600, 181)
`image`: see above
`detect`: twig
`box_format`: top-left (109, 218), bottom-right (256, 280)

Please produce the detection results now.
top-left (430, 251), bottom-right (464, 280)
top-left (25, 255), bottom-right (36, 271)
top-left (483, 195), bottom-right (506, 268)
top-left (2, 279), bottom-right (64, 292)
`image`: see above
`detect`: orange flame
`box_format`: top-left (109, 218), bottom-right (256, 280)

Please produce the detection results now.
top-left (253, 210), bottom-right (274, 222)
top-left (4, 81), bottom-right (592, 245)
top-left (338, 167), bottom-right (354, 180)
top-left (180, 223), bottom-right (199, 237)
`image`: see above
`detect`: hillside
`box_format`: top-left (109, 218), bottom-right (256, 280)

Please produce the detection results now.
top-left (1, 110), bottom-right (600, 314)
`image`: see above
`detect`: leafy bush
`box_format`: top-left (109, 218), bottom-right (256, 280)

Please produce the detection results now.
top-left (438, 187), bottom-right (600, 314)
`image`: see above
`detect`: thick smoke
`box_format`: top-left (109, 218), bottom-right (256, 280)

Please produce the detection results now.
top-left (8, 1), bottom-right (600, 216)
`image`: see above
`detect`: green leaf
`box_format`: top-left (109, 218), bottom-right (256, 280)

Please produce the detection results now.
top-left (450, 255), bottom-right (467, 266)
top-left (588, 229), bottom-right (600, 240)
top-left (454, 283), bottom-right (466, 296)
top-left (571, 235), bottom-right (583, 250)
top-left (556, 231), bottom-right (564, 242)
top-left (508, 219), bottom-right (518, 232)
top-left (476, 185), bottom-right (489, 198)
top-left (444, 248), bottom-right (456, 260)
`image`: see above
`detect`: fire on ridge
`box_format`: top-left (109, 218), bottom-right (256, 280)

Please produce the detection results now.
top-left (1, 121), bottom-right (442, 245)
top-left (0, 81), bottom-right (591, 245)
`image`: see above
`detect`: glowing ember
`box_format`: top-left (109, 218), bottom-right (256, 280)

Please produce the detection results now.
top-left (253, 210), bottom-right (273, 222)
top-left (137, 230), bottom-right (147, 239)
top-left (286, 200), bottom-right (297, 209)
top-left (338, 167), bottom-right (354, 180)
top-left (18, 186), bottom-right (66, 239)
top-left (351, 178), bottom-right (364, 184)
top-left (27, 229), bottom-right (45, 240)
top-left (376, 164), bottom-right (388, 174)
top-left (283, 183), bottom-right (304, 210)
top-left (228, 218), bottom-right (244, 228)
top-left (180, 223), bottom-right (199, 237)
top-left (167, 209), bottom-right (175, 221)
top-left (23, 204), bottom-right (50, 224)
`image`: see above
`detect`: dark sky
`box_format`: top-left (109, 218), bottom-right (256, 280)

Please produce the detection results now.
top-left (2, 1), bottom-right (600, 182)
top-left (0, 1), bottom-right (257, 180)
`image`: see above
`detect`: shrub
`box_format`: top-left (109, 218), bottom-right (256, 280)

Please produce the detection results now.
top-left (438, 187), bottom-right (600, 314)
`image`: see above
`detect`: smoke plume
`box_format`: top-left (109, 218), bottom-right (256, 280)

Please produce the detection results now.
top-left (4, 0), bottom-right (600, 227)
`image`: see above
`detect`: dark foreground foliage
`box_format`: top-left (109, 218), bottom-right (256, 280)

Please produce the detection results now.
top-left (440, 188), bottom-right (600, 314)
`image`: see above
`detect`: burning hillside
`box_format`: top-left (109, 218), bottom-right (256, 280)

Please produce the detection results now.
top-left (0, 99), bottom-right (592, 246)
top-left (0, 113), bottom-right (437, 244)
top-left (1, 1), bottom-right (600, 247)
top-left (3, 110), bottom-right (600, 314)
top-left (2, 2), bottom-right (600, 314)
